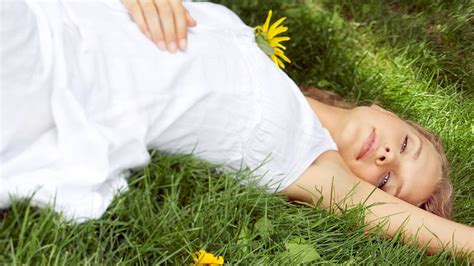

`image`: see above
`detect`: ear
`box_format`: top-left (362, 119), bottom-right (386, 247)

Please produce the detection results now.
top-left (370, 104), bottom-right (398, 117)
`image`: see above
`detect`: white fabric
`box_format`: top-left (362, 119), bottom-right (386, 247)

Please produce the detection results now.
top-left (0, 0), bottom-right (337, 221)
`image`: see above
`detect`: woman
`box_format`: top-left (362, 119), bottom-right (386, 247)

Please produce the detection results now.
top-left (122, 0), bottom-right (454, 217)
top-left (0, 0), bottom-right (472, 258)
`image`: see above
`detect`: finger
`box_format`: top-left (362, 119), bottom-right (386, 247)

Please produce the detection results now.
top-left (185, 10), bottom-right (196, 27)
top-left (139, 0), bottom-right (166, 50)
top-left (170, 2), bottom-right (188, 50)
top-left (154, 0), bottom-right (177, 53)
top-left (122, 0), bottom-right (150, 38)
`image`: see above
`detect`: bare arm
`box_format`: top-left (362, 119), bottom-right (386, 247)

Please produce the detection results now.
top-left (282, 151), bottom-right (474, 257)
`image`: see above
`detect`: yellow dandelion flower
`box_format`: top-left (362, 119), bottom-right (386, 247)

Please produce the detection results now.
top-left (255, 10), bottom-right (291, 69)
top-left (192, 249), bottom-right (224, 266)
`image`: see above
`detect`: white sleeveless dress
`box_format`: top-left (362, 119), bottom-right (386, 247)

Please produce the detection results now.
top-left (0, 0), bottom-right (337, 221)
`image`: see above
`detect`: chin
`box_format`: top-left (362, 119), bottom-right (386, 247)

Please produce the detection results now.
top-left (344, 160), bottom-right (363, 177)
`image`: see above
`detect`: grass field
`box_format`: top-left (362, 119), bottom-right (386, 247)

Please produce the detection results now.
top-left (1, 0), bottom-right (473, 264)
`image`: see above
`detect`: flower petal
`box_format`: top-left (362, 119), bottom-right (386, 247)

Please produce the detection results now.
top-left (274, 48), bottom-right (291, 63)
top-left (269, 36), bottom-right (290, 47)
top-left (263, 10), bottom-right (272, 33)
top-left (275, 42), bottom-right (287, 50)
top-left (271, 54), bottom-right (278, 65)
top-left (272, 54), bottom-right (285, 68)
top-left (277, 58), bottom-right (285, 68)
top-left (193, 250), bottom-right (224, 265)
top-left (269, 16), bottom-right (287, 33)
top-left (267, 26), bottom-right (288, 40)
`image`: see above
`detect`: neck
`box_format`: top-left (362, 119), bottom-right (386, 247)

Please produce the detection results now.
top-left (304, 97), bottom-right (350, 147)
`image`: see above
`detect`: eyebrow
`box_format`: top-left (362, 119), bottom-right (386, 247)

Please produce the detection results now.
top-left (413, 134), bottom-right (423, 160)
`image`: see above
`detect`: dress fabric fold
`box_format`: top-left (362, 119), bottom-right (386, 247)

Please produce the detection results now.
top-left (0, 0), bottom-right (337, 222)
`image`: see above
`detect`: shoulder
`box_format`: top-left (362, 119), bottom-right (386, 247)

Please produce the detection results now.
top-left (281, 150), bottom-right (358, 203)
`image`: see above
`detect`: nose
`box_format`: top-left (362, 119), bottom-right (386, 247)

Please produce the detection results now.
top-left (376, 144), bottom-right (395, 165)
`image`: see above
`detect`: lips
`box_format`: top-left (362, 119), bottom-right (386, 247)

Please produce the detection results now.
top-left (356, 129), bottom-right (376, 160)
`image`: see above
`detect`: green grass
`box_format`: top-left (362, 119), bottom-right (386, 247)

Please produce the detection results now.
top-left (1, 0), bottom-right (473, 264)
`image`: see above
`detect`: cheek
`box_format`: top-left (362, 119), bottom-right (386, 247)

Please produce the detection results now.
top-left (403, 173), bottom-right (439, 205)
top-left (346, 162), bottom-right (380, 185)
top-left (338, 148), bottom-right (354, 166)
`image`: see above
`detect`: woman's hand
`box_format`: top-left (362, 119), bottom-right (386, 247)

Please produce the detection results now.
top-left (122, 0), bottom-right (197, 52)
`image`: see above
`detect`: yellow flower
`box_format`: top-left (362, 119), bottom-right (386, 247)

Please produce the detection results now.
top-left (254, 10), bottom-right (291, 69)
top-left (192, 249), bottom-right (224, 266)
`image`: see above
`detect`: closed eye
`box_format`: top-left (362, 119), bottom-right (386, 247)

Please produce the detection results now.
top-left (400, 135), bottom-right (408, 153)
top-left (378, 172), bottom-right (390, 189)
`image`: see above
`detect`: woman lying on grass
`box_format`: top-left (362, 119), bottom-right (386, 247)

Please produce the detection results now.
top-left (0, 0), bottom-right (472, 260)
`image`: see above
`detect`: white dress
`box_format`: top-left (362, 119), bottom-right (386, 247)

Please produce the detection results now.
top-left (0, 0), bottom-right (337, 221)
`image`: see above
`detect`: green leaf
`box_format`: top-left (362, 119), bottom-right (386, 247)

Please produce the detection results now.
top-left (254, 256), bottom-right (270, 265)
top-left (237, 226), bottom-right (251, 253)
top-left (316, 79), bottom-right (331, 88)
top-left (253, 216), bottom-right (273, 239)
top-left (362, 4), bottom-right (371, 14)
top-left (284, 237), bottom-right (321, 263)
top-left (255, 34), bottom-right (274, 57)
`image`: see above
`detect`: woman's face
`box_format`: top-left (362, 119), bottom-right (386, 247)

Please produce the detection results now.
top-left (337, 105), bottom-right (441, 206)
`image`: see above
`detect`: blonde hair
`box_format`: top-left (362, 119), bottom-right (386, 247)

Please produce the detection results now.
top-left (300, 86), bottom-right (453, 219)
